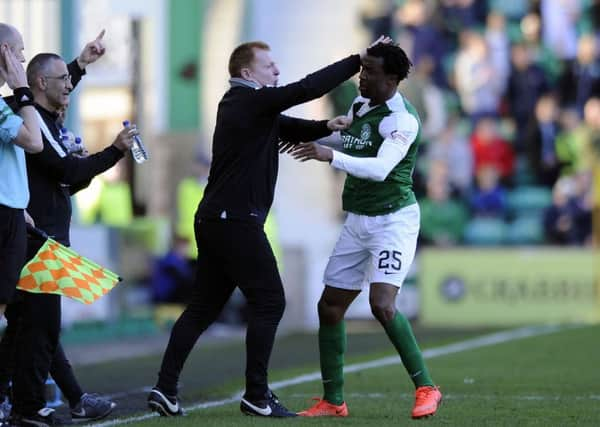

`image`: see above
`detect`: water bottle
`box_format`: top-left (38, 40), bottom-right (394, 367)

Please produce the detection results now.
top-left (60, 127), bottom-right (85, 155)
top-left (123, 120), bottom-right (149, 164)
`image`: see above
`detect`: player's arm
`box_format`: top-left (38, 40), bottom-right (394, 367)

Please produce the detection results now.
top-left (291, 112), bottom-right (418, 182)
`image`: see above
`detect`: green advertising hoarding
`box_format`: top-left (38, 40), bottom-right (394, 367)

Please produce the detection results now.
top-left (421, 248), bottom-right (599, 326)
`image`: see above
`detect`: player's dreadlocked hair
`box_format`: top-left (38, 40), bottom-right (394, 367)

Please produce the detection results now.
top-left (366, 43), bottom-right (412, 83)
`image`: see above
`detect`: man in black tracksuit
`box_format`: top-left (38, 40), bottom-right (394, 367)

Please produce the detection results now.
top-left (5, 46), bottom-right (136, 426)
top-left (148, 39), bottom-right (382, 418)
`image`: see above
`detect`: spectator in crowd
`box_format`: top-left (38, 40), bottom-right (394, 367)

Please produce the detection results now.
top-left (506, 42), bottom-right (549, 151)
top-left (484, 12), bottom-right (510, 95)
top-left (557, 34), bottom-right (600, 116)
top-left (361, 0), bottom-right (396, 43)
top-left (453, 30), bottom-right (504, 122)
top-left (520, 12), bottom-right (562, 83)
top-left (540, 0), bottom-right (581, 62)
top-left (400, 55), bottom-right (447, 143)
top-left (151, 235), bottom-right (194, 304)
top-left (554, 108), bottom-right (587, 177)
top-left (395, 0), bottom-right (448, 88)
top-left (556, 98), bottom-right (600, 177)
top-left (439, 0), bottom-right (488, 35)
top-left (74, 161), bottom-right (133, 228)
top-left (419, 174), bottom-right (469, 246)
top-left (523, 93), bottom-right (561, 186)
top-left (470, 117), bottom-right (515, 184)
top-left (426, 119), bottom-right (472, 196)
top-left (469, 165), bottom-right (507, 218)
top-left (543, 176), bottom-right (591, 245)
top-left (176, 153), bottom-right (210, 259)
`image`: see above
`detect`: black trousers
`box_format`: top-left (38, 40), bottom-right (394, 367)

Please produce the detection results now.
top-left (0, 297), bottom-right (83, 409)
top-left (157, 218), bottom-right (285, 399)
top-left (0, 205), bottom-right (26, 305)
top-left (8, 238), bottom-right (82, 415)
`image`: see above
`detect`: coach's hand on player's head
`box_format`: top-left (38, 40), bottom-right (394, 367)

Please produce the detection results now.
top-left (292, 142), bottom-right (333, 163)
top-left (360, 35), bottom-right (393, 59)
top-left (77, 29), bottom-right (106, 69)
top-left (327, 115), bottom-right (352, 131)
top-left (112, 125), bottom-right (137, 153)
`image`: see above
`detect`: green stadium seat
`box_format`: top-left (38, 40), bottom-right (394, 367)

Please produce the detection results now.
top-left (463, 217), bottom-right (507, 246)
top-left (505, 214), bottom-right (545, 245)
top-left (514, 157), bottom-right (537, 186)
top-left (506, 186), bottom-right (552, 216)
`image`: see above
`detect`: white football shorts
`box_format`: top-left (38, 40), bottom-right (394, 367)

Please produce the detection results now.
top-left (323, 203), bottom-right (419, 290)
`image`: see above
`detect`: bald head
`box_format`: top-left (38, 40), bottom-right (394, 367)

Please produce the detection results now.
top-left (0, 23), bottom-right (18, 46)
top-left (0, 23), bottom-right (25, 62)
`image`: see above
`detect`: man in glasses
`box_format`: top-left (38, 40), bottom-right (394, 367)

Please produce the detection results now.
top-left (4, 32), bottom-right (137, 426)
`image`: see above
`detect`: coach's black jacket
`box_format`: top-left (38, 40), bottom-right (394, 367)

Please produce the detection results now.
top-left (9, 60), bottom-right (125, 246)
top-left (197, 54), bottom-right (361, 225)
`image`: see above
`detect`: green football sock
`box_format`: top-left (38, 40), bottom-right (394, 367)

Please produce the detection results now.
top-left (383, 312), bottom-right (434, 388)
top-left (319, 321), bottom-right (346, 405)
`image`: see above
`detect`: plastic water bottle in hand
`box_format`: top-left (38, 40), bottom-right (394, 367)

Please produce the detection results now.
top-left (123, 120), bottom-right (149, 164)
top-left (60, 127), bottom-right (85, 155)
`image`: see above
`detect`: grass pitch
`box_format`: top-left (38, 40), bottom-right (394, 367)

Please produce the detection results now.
top-left (84, 323), bottom-right (600, 427)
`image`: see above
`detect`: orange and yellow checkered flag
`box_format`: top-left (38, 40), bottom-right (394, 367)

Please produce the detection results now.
top-left (17, 237), bottom-right (122, 304)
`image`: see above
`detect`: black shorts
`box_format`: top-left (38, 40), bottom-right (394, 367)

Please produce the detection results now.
top-left (0, 205), bottom-right (26, 304)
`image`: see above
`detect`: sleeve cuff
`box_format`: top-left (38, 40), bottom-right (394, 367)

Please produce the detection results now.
top-left (70, 59), bottom-right (87, 76)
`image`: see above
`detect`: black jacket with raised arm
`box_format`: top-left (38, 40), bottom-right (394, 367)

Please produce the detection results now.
top-left (197, 54), bottom-right (361, 225)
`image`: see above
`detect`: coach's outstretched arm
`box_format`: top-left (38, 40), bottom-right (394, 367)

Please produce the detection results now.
top-left (258, 36), bottom-right (393, 114)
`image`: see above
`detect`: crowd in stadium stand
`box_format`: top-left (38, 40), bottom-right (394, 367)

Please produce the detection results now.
top-left (357, 0), bottom-right (600, 246)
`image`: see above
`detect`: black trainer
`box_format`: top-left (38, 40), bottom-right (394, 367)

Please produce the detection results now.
top-left (240, 390), bottom-right (296, 417)
top-left (147, 387), bottom-right (184, 416)
top-left (70, 393), bottom-right (115, 422)
top-left (14, 407), bottom-right (71, 426)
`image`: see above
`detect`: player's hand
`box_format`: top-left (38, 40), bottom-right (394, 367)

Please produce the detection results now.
top-left (291, 142), bottom-right (333, 163)
top-left (77, 29), bottom-right (106, 69)
top-left (327, 115), bottom-right (352, 131)
top-left (112, 125), bottom-right (137, 153)
top-left (360, 35), bottom-right (393, 59)
top-left (0, 45), bottom-right (27, 89)
top-left (278, 140), bottom-right (297, 154)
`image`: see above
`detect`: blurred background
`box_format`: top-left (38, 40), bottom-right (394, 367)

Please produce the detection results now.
top-left (1, 0), bottom-right (599, 343)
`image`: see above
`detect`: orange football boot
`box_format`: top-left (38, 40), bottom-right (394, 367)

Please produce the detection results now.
top-left (412, 386), bottom-right (442, 418)
top-left (297, 398), bottom-right (348, 417)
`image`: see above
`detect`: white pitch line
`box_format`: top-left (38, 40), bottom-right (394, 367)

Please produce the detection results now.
top-left (89, 324), bottom-right (569, 427)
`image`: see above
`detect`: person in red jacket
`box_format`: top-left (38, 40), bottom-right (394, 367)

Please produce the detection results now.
top-left (470, 117), bottom-right (515, 185)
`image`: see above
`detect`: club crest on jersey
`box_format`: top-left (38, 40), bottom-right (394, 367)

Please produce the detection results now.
top-left (360, 124), bottom-right (371, 141)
